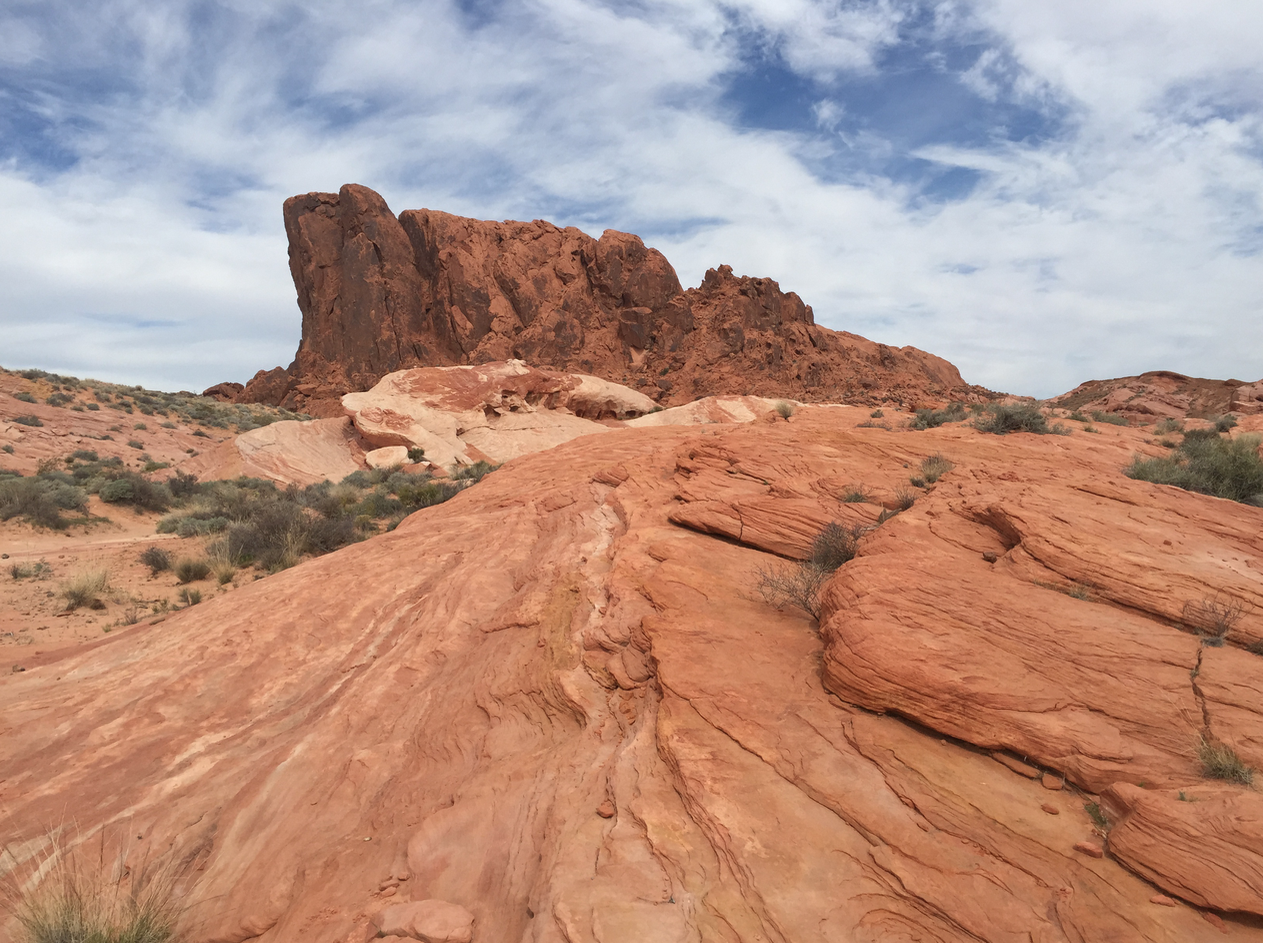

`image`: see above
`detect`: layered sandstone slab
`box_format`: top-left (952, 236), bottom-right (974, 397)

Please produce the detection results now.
top-left (341, 361), bottom-right (654, 468)
top-left (229, 184), bottom-right (985, 412)
top-left (3, 408), bottom-right (1260, 941)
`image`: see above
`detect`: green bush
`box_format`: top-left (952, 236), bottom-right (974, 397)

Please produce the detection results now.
top-left (13, 391), bottom-right (36, 403)
top-left (974, 404), bottom-right (1049, 435)
top-left (13, 414), bottom-right (43, 427)
top-left (1126, 432), bottom-right (1263, 504)
top-left (139, 546), bottom-right (173, 575)
top-left (98, 478), bottom-right (135, 503)
top-left (1091, 410), bottom-right (1129, 426)
top-left (1215, 414), bottom-right (1239, 433)
top-left (909, 403), bottom-right (965, 430)
top-left (0, 476), bottom-right (88, 529)
top-left (46, 392), bottom-right (74, 407)
top-left (406, 446), bottom-right (426, 463)
top-left (450, 461), bottom-right (497, 484)
top-left (174, 558), bottom-right (210, 583)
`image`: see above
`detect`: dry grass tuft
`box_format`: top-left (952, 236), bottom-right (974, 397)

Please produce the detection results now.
top-left (60, 569), bottom-right (110, 612)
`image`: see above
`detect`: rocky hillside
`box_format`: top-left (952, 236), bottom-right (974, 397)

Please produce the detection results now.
top-left (4, 393), bottom-right (1262, 942)
top-left (214, 184), bottom-right (988, 414)
top-left (1051, 370), bottom-right (1263, 422)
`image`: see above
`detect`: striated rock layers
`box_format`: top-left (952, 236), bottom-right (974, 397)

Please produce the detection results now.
top-left (225, 184), bottom-right (982, 413)
top-left (1051, 370), bottom-right (1263, 422)
top-left (4, 408), bottom-right (1263, 942)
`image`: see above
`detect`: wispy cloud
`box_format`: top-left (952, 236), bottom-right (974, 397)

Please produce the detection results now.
top-left (0, 0), bottom-right (1260, 396)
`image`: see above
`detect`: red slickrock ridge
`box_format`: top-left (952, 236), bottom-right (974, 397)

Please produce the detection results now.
top-left (4, 407), bottom-right (1262, 942)
top-left (1050, 369), bottom-right (1263, 422)
top-left (224, 184), bottom-right (986, 413)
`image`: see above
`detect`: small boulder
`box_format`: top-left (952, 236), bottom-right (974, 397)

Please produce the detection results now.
top-left (1073, 841), bottom-right (1104, 858)
top-left (367, 446), bottom-right (410, 470)
top-left (374, 900), bottom-right (474, 943)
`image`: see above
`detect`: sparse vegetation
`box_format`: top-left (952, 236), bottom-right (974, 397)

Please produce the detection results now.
top-left (61, 569), bottom-right (111, 611)
top-left (1215, 414), bottom-right (1239, 433)
top-left (2, 830), bottom-right (182, 943)
top-left (139, 546), bottom-right (173, 575)
top-left (1126, 430), bottom-right (1263, 504)
top-left (841, 485), bottom-right (869, 503)
top-left (178, 587), bottom-right (202, 606)
top-left (909, 403), bottom-right (965, 430)
top-left (13, 391), bottom-right (36, 403)
top-left (773, 400), bottom-right (796, 420)
top-left (173, 558), bottom-right (210, 584)
top-left (974, 403), bottom-right (1050, 435)
top-left (756, 521), bottom-right (867, 620)
top-left (9, 560), bottom-right (51, 580)
top-left (406, 446), bottom-right (426, 463)
top-left (1198, 736), bottom-right (1254, 785)
top-left (1091, 410), bottom-right (1129, 426)
top-left (1084, 802), bottom-right (1109, 829)
top-left (13, 415), bottom-right (44, 427)
top-left (894, 488), bottom-right (917, 511)
top-left (1182, 593), bottom-right (1246, 646)
top-left (0, 472), bottom-right (90, 529)
top-left (870, 409), bottom-right (884, 418)
top-left (1154, 418), bottom-right (1185, 434)
top-left (920, 454), bottom-right (954, 483)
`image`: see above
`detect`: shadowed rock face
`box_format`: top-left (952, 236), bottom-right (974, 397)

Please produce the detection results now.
top-left (234, 184), bottom-right (984, 413)
top-left (5, 409), bottom-right (1263, 942)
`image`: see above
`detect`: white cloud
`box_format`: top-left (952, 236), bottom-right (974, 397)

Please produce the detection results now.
top-left (0, 0), bottom-right (1260, 398)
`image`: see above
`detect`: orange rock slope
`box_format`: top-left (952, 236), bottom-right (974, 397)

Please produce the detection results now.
top-left (223, 184), bottom-right (987, 414)
top-left (3, 408), bottom-right (1263, 942)
top-left (1051, 369), bottom-right (1263, 421)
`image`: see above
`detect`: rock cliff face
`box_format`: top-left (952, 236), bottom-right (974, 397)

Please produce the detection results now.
top-left (4, 406), bottom-right (1263, 942)
top-left (230, 184), bottom-right (983, 413)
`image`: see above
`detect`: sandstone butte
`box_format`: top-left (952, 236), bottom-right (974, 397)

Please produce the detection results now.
top-left (4, 380), bottom-right (1263, 942)
top-left (208, 184), bottom-right (988, 415)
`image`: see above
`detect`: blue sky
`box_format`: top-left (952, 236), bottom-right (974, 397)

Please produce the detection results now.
top-left (1, 0), bottom-right (1261, 397)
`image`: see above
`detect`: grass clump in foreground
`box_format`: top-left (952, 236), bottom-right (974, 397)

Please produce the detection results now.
top-left (919, 454), bottom-right (954, 483)
top-left (3, 832), bottom-right (182, 943)
top-left (1126, 430), bottom-right (1263, 504)
top-left (757, 521), bottom-right (868, 620)
top-left (1198, 736), bottom-right (1255, 785)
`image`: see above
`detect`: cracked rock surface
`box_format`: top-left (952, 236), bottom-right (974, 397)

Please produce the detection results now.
top-left (3, 408), bottom-right (1262, 941)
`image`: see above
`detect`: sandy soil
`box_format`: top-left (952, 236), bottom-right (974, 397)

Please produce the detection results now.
top-left (1, 496), bottom-right (250, 666)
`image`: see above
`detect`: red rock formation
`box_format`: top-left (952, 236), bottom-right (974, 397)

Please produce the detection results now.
top-left (1050, 370), bottom-right (1263, 422)
top-left (5, 407), bottom-right (1263, 941)
top-left (234, 184), bottom-right (986, 412)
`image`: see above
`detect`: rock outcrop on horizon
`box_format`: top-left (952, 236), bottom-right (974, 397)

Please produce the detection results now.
top-left (5, 402), bottom-right (1263, 942)
top-left (1051, 370), bottom-right (1263, 421)
top-left (219, 184), bottom-right (985, 414)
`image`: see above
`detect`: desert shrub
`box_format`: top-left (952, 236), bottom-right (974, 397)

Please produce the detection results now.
top-left (178, 587), bottom-right (202, 606)
top-left (1067, 410), bottom-right (1089, 422)
top-left (174, 516), bottom-right (228, 537)
top-left (13, 414), bottom-right (44, 427)
top-left (909, 403), bottom-right (965, 430)
top-left (61, 568), bottom-right (110, 610)
top-left (86, 402), bottom-right (100, 411)
top-left (894, 488), bottom-right (917, 510)
top-left (70, 450), bottom-right (99, 462)
top-left (173, 558), bottom-right (210, 584)
top-left (9, 560), bottom-right (51, 580)
top-left (127, 439), bottom-right (144, 450)
top-left (773, 400), bottom-right (796, 419)
top-left (908, 476), bottom-right (926, 488)
top-left (94, 472), bottom-right (172, 512)
top-left (841, 486), bottom-right (868, 503)
top-left (1199, 737), bottom-right (1254, 785)
top-left (139, 546), bottom-right (173, 575)
top-left (1154, 418), bottom-right (1185, 434)
top-left (870, 409), bottom-right (884, 418)
top-left (394, 480), bottom-right (461, 510)
top-left (920, 454), bottom-right (954, 483)
top-left (13, 391), bottom-right (36, 403)
top-left (1215, 414), bottom-right (1239, 433)
top-left (1126, 431), bottom-right (1263, 504)
top-left (1091, 410), bottom-right (1129, 426)
top-left (974, 404), bottom-right (1049, 435)
top-left (757, 521), bottom-right (866, 619)
top-left (2, 444), bottom-right (13, 453)
top-left (406, 446), bottom-right (425, 463)
top-left (46, 392), bottom-right (74, 407)
top-left (1182, 593), bottom-right (1246, 646)
top-left (0, 476), bottom-right (88, 529)
top-left (450, 461), bottom-right (497, 484)
top-left (98, 478), bottom-right (135, 503)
